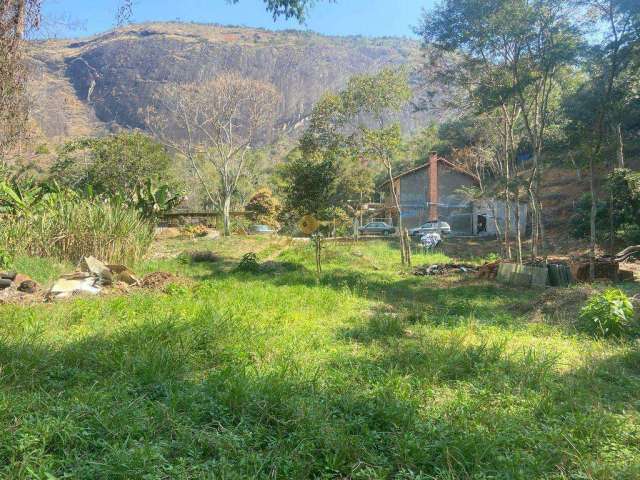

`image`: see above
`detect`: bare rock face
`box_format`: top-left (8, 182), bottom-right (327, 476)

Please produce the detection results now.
top-left (29, 23), bottom-right (435, 145)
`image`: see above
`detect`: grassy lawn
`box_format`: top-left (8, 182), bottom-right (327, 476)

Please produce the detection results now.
top-left (1, 237), bottom-right (639, 479)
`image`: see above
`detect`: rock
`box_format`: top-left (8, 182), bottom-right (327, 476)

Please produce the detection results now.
top-left (0, 272), bottom-right (17, 281)
top-left (0, 279), bottom-right (12, 289)
top-left (107, 264), bottom-right (140, 286)
top-left (17, 280), bottom-right (38, 294)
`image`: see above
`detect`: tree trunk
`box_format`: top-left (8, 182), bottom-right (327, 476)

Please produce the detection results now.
top-left (222, 194), bottom-right (232, 237)
top-left (387, 164), bottom-right (405, 265)
top-left (589, 156), bottom-right (597, 281)
top-left (514, 186), bottom-right (523, 265)
top-left (504, 185), bottom-right (512, 260)
top-left (617, 123), bottom-right (624, 168)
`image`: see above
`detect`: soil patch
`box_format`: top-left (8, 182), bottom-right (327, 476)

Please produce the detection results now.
top-left (141, 271), bottom-right (180, 289)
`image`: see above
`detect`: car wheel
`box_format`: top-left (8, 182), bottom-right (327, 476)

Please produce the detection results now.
top-left (384, 230), bottom-right (391, 236)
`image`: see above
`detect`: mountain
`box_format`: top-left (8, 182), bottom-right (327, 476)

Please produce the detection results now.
top-left (27, 22), bottom-right (427, 145)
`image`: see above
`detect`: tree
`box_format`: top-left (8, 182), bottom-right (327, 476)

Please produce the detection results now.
top-left (146, 72), bottom-right (281, 236)
top-left (300, 68), bottom-right (413, 265)
top-left (50, 132), bottom-right (175, 196)
top-left (0, 0), bottom-right (41, 165)
top-left (420, 0), bottom-right (581, 260)
top-left (564, 0), bottom-right (639, 277)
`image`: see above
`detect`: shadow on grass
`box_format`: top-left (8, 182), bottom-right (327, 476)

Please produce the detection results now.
top-left (1, 308), bottom-right (637, 478)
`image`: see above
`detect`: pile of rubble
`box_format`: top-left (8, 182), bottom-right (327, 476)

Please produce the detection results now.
top-left (413, 263), bottom-right (478, 276)
top-left (1, 256), bottom-right (182, 305)
top-left (0, 271), bottom-right (40, 304)
top-left (47, 256), bottom-right (140, 300)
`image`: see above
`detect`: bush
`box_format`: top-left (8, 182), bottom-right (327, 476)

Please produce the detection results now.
top-left (181, 225), bottom-right (209, 238)
top-left (0, 198), bottom-right (153, 264)
top-left (245, 188), bottom-right (281, 228)
top-left (578, 289), bottom-right (636, 338)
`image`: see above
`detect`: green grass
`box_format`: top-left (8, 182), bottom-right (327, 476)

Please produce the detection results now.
top-left (1, 238), bottom-right (639, 479)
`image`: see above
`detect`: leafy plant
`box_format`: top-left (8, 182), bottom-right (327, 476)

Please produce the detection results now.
top-left (235, 252), bottom-right (261, 273)
top-left (578, 289), bottom-right (636, 338)
top-left (0, 197), bottom-right (153, 264)
top-left (0, 248), bottom-right (13, 270)
top-left (134, 180), bottom-right (184, 219)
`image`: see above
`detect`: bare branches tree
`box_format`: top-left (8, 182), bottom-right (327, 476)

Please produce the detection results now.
top-left (0, 0), bottom-right (41, 165)
top-left (146, 72), bottom-right (280, 235)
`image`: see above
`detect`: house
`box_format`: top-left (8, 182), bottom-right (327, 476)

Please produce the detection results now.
top-left (379, 153), bottom-right (527, 236)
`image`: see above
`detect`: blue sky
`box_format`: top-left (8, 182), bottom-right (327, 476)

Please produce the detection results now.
top-left (42, 0), bottom-right (435, 39)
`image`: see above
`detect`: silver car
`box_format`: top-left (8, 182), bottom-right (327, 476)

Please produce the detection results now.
top-left (409, 221), bottom-right (451, 237)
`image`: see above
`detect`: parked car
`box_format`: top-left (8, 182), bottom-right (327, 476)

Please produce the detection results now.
top-left (358, 221), bottom-right (396, 236)
top-left (249, 224), bottom-right (276, 235)
top-left (409, 220), bottom-right (451, 237)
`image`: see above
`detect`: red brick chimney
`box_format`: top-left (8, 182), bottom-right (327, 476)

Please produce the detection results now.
top-left (429, 152), bottom-right (439, 221)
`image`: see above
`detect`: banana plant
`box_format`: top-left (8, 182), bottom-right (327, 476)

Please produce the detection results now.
top-left (133, 180), bottom-right (184, 219)
top-left (0, 179), bottom-right (43, 216)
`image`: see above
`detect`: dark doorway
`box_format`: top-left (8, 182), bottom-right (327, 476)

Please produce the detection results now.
top-left (477, 215), bottom-right (487, 234)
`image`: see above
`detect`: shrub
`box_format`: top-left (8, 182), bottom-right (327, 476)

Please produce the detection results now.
top-left (0, 198), bottom-right (153, 264)
top-left (578, 289), bottom-right (636, 338)
top-left (245, 188), bottom-right (282, 228)
top-left (181, 224), bottom-right (209, 238)
top-left (0, 248), bottom-right (13, 270)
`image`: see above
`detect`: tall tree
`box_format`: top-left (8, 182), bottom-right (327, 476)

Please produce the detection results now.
top-left (301, 68), bottom-right (412, 265)
top-left (146, 72), bottom-right (280, 236)
top-left (420, 0), bottom-right (581, 259)
top-left (565, 0), bottom-right (639, 277)
top-left (0, 0), bottom-right (41, 165)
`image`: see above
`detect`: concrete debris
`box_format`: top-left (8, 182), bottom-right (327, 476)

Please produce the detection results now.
top-left (107, 264), bottom-right (140, 286)
top-left (79, 256), bottom-right (113, 285)
top-left (413, 263), bottom-right (477, 276)
top-left (47, 257), bottom-right (140, 300)
top-left (48, 276), bottom-right (101, 299)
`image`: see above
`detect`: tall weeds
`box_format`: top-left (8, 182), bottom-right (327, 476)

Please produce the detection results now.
top-left (0, 199), bottom-right (153, 264)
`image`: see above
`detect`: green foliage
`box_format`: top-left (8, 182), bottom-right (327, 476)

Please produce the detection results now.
top-left (579, 289), bottom-right (636, 338)
top-left (570, 193), bottom-right (610, 240)
top-left (133, 180), bottom-right (184, 219)
top-left (0, 248), bottom-right (13, 270)
top-left (0, 177), bottom-right (45, 216)
top-left (278, 151), bottom-right (340, 219)
top-left (235, 252), bottom-right (261, 272)
top-left (570, 169), bottom-right (640, 243)
top-left (608, 168), bottom-right (640, 244)
top-left (245, 188), bottom-right (282, 227)
top-left (1, 237), bottom-right (640, 478)
top-left (50, 132), bottom-right (175, 197)
top-left (0, 197), bottom-right (153, 264)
